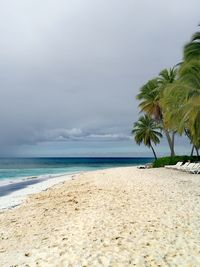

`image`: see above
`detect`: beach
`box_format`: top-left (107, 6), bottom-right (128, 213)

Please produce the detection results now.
top-left (0, 167), bottom-right (200, 266)
top-left (0, 173), bottom-right (74, 210)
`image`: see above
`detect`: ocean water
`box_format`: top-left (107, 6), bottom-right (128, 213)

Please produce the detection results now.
top-left (0, 157), bottom-right (153, 180)
top-left (0, 157), bottom-right (153, 200)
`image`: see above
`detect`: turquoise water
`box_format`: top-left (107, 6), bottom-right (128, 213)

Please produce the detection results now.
top-left (0, 166), bottom-right (97, 181)
top-left (0, 157), bottom-right (153, 182)
top-left (0, 158), bottom-right (153, 198)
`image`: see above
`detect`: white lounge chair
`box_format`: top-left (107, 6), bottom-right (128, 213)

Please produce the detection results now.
top-left (184, 163), bottom-right (196, 172)
top-left (178, 162), bottom-right (190, 171)
top-left (189, 163), bottom-right (200, 174)
top-left (165, 162), bottom-right (183, 169)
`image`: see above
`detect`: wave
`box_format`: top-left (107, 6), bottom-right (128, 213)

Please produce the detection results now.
top-left (0, 172), bottom-right (75, 210)
top-left (0, 171), bottom-right (78, 188)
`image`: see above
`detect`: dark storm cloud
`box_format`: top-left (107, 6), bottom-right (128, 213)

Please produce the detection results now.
top-left (30, 128), bottom-right (132, 143)
top-left (0, 0), bottom-right (199, 155)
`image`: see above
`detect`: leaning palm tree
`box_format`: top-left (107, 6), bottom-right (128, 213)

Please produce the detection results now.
top-left (158, 67), bottom-right (178, 156)
top-left (137, 69), bottom-right (177, 157)
top-left (137, 79), bottom-right (161, 119)
top-left (158, 68), bottom-right (178, 90)
top-left (162, 60), bottom-right (200, 151)
top-left (182, 95), bottom-right (200, 154)
top-left (180, 29), bottom-right (200, 150)
top-left (132, 115), bottom-right (162, 159)
top-left (184, 30), bottom-right (200, 61)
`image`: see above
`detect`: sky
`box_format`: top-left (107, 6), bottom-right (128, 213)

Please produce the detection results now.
top-left (0, 0), bottom-right (199, 157)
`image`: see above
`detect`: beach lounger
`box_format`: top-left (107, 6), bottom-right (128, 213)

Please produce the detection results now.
top-left (189, 163), bottom-right (200, 174)
top-left (165, 162), bottom-right (183, 169)
top-left (178, 162), bottom-right (190, 171)
top-left (184, 163), bottom-right (196, 172)
top-left (137, 164), bottom-right (153, 169)
top-left (137, 165), bottom-right (146, 169)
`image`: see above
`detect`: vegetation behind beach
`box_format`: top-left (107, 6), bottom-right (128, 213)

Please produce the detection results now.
top-left (132, 27), bottom-right (200, 160)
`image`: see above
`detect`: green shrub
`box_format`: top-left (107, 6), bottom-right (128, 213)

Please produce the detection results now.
top-left (153, 155), bottom-right (200, 168)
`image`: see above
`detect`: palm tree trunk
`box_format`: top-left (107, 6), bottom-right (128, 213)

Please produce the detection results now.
top-left (163, 129), bottom-right (175, 157)
top-left (171, 131), bottom-right (176, 156)
top-left (150, 143), bottom-right (157, 160)
top-left (195, 146), bottom-right (199, 157)
top-left (190, 145), bottom-right (195, 157)
top-left (184, 129), bottom-right (196, 157)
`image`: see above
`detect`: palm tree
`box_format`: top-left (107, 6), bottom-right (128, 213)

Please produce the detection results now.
top-left (137, 68), bottom-right (178, 157)
top-left (158, 68), bottom-right (178, 90)
top-left (181, 28), bottom-right (200, 151)
top-left (158, 68), bottom-right (178, 156)
top-left (162, 60), bottom-right (200, 153)
top-left (137, 79), bottom-right (161, 119)
top-left (134, 28), bottom-right (200, 159)
top-left (184, 30), bottom-right (200, 61)
top-left (182, 95), bottom-right (200, 154)
top-left (132, 115), bottom-right (162, 159)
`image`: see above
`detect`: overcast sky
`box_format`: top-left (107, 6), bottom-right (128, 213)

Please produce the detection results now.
top-left (0, 0), bottom-right (199, 157)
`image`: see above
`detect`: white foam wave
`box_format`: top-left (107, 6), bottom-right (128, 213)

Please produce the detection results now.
top-left (0, 171), bottom-right (75, 187)
top-left (0, 172), bottom-right (78, 211)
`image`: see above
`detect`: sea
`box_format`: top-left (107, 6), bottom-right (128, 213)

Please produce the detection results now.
top-left (0, 157), bottom-right (153, 209)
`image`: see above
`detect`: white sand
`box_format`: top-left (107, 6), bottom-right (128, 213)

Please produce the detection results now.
top-left (0, 167), bottom-right (200, 266)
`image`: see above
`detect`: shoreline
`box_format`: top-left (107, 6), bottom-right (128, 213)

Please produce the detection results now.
top-left (0, 166), bottom-right (141, 212)
top-left (0, 172), bottom-right (75, 211)
top-left (1, 166), bottom-right (200, 266)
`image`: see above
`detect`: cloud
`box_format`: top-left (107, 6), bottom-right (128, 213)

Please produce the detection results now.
top-left (87, 133), bottom-right (132, 142)
top-left (44, 128), bottom-right (84, 141)
top-left (23, 128), bottom-right (132, 143)
top-left (0, 0), bottom-right (199, 155)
